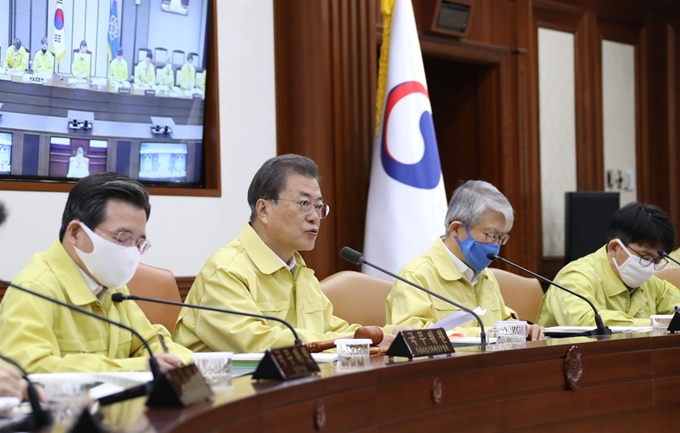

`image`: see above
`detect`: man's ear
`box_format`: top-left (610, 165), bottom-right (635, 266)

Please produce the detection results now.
top-left (255, 199), bottom-right (269, 225)
top-left (448, 221), bottom-right (463, 238)
top-left (64, 220), bottom-right (82, 246)
top-left (606, 239), bottom-right (620, 257)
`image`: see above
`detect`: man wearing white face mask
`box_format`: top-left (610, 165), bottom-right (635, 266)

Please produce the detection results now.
top-left (537, 202), bottom-right (680, 327)
top-left (0, 173), bottom-right (192, 373)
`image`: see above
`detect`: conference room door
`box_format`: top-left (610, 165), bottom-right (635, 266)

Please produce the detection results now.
top-left (422, 55), bottom-right (500, 194)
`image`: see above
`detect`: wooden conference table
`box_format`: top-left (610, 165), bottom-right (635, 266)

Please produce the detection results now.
top-left (78, 331), bottom-right (680, 432)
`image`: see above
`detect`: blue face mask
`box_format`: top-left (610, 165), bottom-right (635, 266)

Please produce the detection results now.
top-left (454, 225), bottom-right (501, 272)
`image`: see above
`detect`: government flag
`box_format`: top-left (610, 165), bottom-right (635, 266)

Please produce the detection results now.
top-left (363, 0), bottom-right (448, 279)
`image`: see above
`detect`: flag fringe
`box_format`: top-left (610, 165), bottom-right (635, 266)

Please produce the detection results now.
top-left (375, 0), bottom-right (396, 137)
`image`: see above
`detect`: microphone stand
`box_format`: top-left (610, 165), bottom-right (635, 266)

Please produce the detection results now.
top-left (340, 247), bottom-right (486, 348)
top-left (111, 293), bottom-right (303, 345)
top-left (0, 279), bottom-right (162, 379)
top-left (487, 254), bottom-right (612, 336)
top-left (0, 354), bottom-right (52, 432)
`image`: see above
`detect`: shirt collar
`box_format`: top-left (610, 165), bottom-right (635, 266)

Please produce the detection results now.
top-left (441, 238), bottom-right (479, 285)
top-left (239, 223), bottom-right (306, 275)
top-left (45, 240), bottom-right (102, 306)
top-left (74, 265), bottom-right (105, 299)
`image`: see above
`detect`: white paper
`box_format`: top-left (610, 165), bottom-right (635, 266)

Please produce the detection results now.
top-left (545, 326), bottom-right (653, 334)
top-left (430, 307), bottom-right (486, 331)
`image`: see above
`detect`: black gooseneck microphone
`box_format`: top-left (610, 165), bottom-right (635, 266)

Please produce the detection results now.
top-left (111, 293), bottom-right (303, 346)
top-left (0, 279), bottom-right (162, 379)
top-left (0, 354), bottom-right (52, 432)
top-left (658, 250), bottom-right (680, 266)
top-left (340, 246), bottom-right (486, 347)
top-left (486, 253), bottom-right (613, 336)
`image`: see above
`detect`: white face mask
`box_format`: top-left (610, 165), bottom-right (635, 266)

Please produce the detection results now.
top-left (611, 239), bottom-right (657, 289)
top-left (74, 222), bottom-right (140, 289)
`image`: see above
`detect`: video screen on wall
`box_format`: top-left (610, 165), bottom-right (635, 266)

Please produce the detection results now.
top-left (0, 0), bottom-right (210, 188)
top-left (0, 132), bottom-right (12, 174)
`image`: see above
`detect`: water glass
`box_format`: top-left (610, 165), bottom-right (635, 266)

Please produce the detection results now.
top-left (192, 352), bottom-right (233, 392)
top-left (335, 338), bottom-right (371, 369)
top-left (44, 381), bottom-right (90, 425)
top-left (487, 320), bottom-right (527, 349)
top-left (651, 314), bottom-right (673, 334)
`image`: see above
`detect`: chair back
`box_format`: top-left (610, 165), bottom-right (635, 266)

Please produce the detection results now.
top-left (490, 268), bottom-right (543, 323)
top-left (320, 271), bottom-right (392, 327)
top-left (137, 47), bottom-right (151, 64)
top-left (153, 47), bottom-right (168, 66)
top-left (655, 265), bottom-right (680, 290)
top-left (126, 263), bottom-right (182, 333)
top-left (172, 50), bottom-right (185, 69)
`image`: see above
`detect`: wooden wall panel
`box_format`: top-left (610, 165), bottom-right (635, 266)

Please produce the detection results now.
top-left (274, 0), bottom-right (376, 279)
top-left (274, 0), bottom-right (680, 280)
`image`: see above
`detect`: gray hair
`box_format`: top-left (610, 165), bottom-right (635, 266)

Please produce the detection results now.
top-left (444, 180), bottom-right (514, 233)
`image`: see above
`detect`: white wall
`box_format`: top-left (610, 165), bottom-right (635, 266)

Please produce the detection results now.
top-left (602, 39), bottom-right (637, 205)
top-left (0, 0), bottom-right (277, 278)
top-left (147, 0), bottom-right (205, 61)
top-left (538, 28), bottom-right (578, 257)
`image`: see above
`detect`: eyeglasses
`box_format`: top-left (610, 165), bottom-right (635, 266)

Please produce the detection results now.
top-left (96, 227), bottom-right (152, 254)
top-left (625, 244), bottom-right (668, 270)
top-left (465, 224), bottom-right (510, 245)
top-left (274, 198), bottom-right (331, 219)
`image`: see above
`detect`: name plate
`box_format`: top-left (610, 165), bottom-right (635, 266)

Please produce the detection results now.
top-left (145, 89), bottom-right (156, 96)
top-left (252, 345), bottom-right (320, 380)
top-left (0, 73), bottom-right (11, 81)
top-left (146, 363), bottom-right (213, 407)
top-left (668, 311), bottom-right (680, 333)
top-left (386, 328), bottom-right (454, 359)
top-left (118, 86), bottom-right (130, 93)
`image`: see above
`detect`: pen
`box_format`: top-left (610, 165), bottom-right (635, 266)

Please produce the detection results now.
top-left (157, 332), bottom-right (170, 354)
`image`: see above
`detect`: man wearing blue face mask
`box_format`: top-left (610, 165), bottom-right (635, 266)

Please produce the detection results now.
top-left (386, 180), bottom-right (544, 340)
top-left (537, 202), bottom-right (680, 327)
top-left (0, 173), bottom-right (192, 372)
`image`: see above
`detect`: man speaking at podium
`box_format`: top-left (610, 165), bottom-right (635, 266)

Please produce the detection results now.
top-left (0, 173), bottom-right (191, 372)
top-left (175, 155), bottom-right (401, 353)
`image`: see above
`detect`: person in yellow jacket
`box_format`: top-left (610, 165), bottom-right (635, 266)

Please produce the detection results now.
top-left (71, 40), bottom-right (91, 79)
top-left (0, 173), bottom-right (192, 373)
top-left (0, 202), bottom-right (33, 401)
top-left (178, 53), bottom-right (196, 90)
top-left (4, 38), bottom-right (28, 72)
top-left (157, 63), bottom-right (174, 86)
top-left (135, 52), bottom-right (155, 86)
top-left (537, 202), bottom-right (680, 328)
top-left (386, 180), bottom-right (544, 340)
top-left (32, 37), bottom-right (54, 76)
top-left (174, 154), bottom-right (407, 353)
top-left (108, 48), bottom-right (129, 82)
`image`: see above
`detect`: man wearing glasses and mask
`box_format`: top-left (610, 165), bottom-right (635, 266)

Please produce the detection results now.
top-left (537, 202), bottom-right (680, 327)
top-left (386, 180), bottom-right (545, 340)
top-left (0, 173), bottom-right (191, 372)
top-left (175, 154), bottom-right (403, 353)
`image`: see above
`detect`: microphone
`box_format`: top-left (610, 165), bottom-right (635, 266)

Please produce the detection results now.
top-left (111, 293), bottom-right (303, 346)
top-left (0, 354), bottom-right (52, 431)
top-left (340, 247), bottom-right (487, 347)
top-left (658, 250), bottom-right (680, 266)
top-left (0, 279), bottom-right (162, 380)
top-left (486, 253), bottom-right (612, 336)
